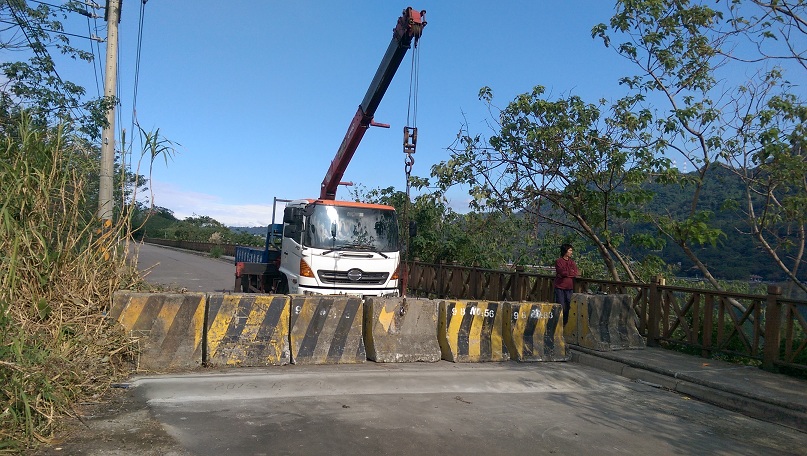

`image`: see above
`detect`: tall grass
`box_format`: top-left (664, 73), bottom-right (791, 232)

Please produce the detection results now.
top-left (0, 116), bottom-right (144, 452)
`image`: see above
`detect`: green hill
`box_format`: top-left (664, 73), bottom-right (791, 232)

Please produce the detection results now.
top-left (625, 164), bottom-right (804, 282)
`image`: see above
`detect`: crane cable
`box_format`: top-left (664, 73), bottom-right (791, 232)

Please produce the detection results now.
top-left (401, 38), bottom-right (421, 298)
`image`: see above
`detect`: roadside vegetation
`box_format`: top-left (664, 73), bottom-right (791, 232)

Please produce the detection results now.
top-left (0, 2), bottom-right (167, 451)
top-left (0, 116), bottom-right (148, 451)
top-left (133, 209), bottom-right (265, 247)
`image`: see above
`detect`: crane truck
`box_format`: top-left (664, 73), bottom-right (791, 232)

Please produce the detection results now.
top-left (235, 7), bottom-right (426, 297)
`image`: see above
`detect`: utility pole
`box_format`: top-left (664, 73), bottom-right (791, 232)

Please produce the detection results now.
top-left (98, 0), bottom-right (121, 223)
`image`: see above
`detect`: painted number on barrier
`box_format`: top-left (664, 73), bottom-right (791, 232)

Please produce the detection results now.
top-left (293, 305), bottom-right (350, 319)
top-left (452, 307), bottom-right (495, 318)
top-left (512, 309), bottom-right (554, 320)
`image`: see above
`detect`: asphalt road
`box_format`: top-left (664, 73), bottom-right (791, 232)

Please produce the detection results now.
top-left (134, 242), bottom-right (234, 292)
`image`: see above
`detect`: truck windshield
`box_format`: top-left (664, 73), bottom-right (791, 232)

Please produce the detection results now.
top-left (304, 204), bottom-right (399, 252)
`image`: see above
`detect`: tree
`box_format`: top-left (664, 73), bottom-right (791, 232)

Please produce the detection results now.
top-left (0, 0), bottom-right (110, 138)
top-left (0, 0), bottom-right (160, 224)
top-left (593, 0), bottom-right (806, 293)
top-left (351, 183), bottom-right (540, 268)
top-left (433, 86), bottom-right (670, 281)
top-left (720, 1), bottom-right (807, 294)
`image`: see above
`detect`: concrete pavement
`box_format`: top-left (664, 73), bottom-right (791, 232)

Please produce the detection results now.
top-left (571, 345), bottom-right (807, 434)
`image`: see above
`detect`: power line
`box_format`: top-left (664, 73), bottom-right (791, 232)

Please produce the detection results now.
top-left (129, 0), bottom-right (147, 151)
top-left (91, 10), bottom-right (106, 97)
top-left (86, 15), bottom-right (101, 97)
top-left (27, 0), bottom-right (71, 12)
top-left (5, 2), bottom-right (84, 121)
top-left (28, 0), bottom-right (101, 18)
top-left (0, 19), bottom-right (102, 41)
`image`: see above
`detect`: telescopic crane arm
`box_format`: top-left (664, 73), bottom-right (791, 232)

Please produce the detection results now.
top-left (319, 7), bottom-right (426, 200)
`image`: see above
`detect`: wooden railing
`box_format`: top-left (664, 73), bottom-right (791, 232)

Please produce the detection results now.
top-left (406, 261), bottom-right (807, 374)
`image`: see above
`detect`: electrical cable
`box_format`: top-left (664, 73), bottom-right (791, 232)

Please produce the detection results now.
top-left (86, 16), bottom-right (101, 97)
top-left (5, 3), bottom-right (83, 120)
top-left (0, 19), bottom-right (96, 40)
top-left (92, 12), bottom-right (106, 95)
top-left (27, 0), bottom-right (71, 12)
top-left (129, 0), bottom-right (148, 156)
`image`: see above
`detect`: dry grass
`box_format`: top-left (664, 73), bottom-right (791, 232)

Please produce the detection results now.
top-left (0, 117), bottom-right (147, 452)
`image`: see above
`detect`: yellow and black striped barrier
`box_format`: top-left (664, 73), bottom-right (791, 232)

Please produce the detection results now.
top-left (109, 291), bottom-right (206, 371)
top-left (364, 297), bottom-right (440, 363)
top-left (438, 300), bottom-right (509, 362)
top-left (289, 295), bottom-right (366, 364)
top-left (564, 294), bottom-right (584, 346)
top-left (503, 302), bottom-right (566, 362)
top-left (567, 293), bottom-right (645, 351)
top-left (205, 293), bottom-right (290, 366)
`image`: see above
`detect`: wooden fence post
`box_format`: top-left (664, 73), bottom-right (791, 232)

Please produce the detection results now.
top-left (514, 266), bottom-right (524, 302)
top-left (438, 260), bottom-right (446, 299)
top-left (471, 262), bottom-right (480, 299)
top-left (762, 285), bottom-right (783, 372)
top-left (647, 275), bottom-right (664, 347)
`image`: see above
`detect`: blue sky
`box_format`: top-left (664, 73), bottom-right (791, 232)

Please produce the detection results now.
top-left (57, 1), bottom-right (638, 226)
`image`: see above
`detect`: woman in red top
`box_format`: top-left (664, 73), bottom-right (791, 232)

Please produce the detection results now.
top-left (554, 243), bottom-right (579, 326)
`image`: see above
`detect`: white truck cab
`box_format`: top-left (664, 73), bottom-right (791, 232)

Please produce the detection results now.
top-left (279, 199), bottom-right (400, 297)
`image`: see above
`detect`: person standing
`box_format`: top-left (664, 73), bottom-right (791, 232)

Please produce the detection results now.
top-left (554, 243), bottom-right (579, 326)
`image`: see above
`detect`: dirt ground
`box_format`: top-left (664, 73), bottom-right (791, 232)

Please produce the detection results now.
top-left (29, 386), bottom-right (187, 456)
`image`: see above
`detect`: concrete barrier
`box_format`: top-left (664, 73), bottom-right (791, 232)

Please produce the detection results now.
top-left (503, 302), bottom-right (567, 362)
top-left (363, 297), bottom-right (440, 363)
top-left (567, 293), bottom-right (645, 351)
top-left (205, 293), bottom-right (290, 366)
top-left (438, 300), bottom-right (509, 362)
top-left (289, 295), bottom-right (365, 364)
top-left (109, 291), bottom-right (206, 371)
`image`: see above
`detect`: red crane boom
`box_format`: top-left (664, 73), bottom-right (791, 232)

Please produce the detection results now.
top-left (319, 7), bottom-right (426, 200)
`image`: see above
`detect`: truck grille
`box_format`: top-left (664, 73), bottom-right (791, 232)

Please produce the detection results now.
top-left (318, 269), bottom-right (389, 285)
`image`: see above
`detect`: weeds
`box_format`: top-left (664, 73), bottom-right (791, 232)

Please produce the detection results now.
top-left (209, 245), bottom-right (224, 258)
top-left (0, 116), bottom-right (149, 451)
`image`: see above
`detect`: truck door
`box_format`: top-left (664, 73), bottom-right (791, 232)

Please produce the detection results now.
top-left (280, 205), bottom-right (304, 293)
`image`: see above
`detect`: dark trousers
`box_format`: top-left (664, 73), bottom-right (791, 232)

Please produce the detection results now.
top-left (555, 288), bottom-right (572, 325)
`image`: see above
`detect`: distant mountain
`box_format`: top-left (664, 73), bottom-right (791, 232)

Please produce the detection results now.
top-left (622, 164), bottom-right (804, 282)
